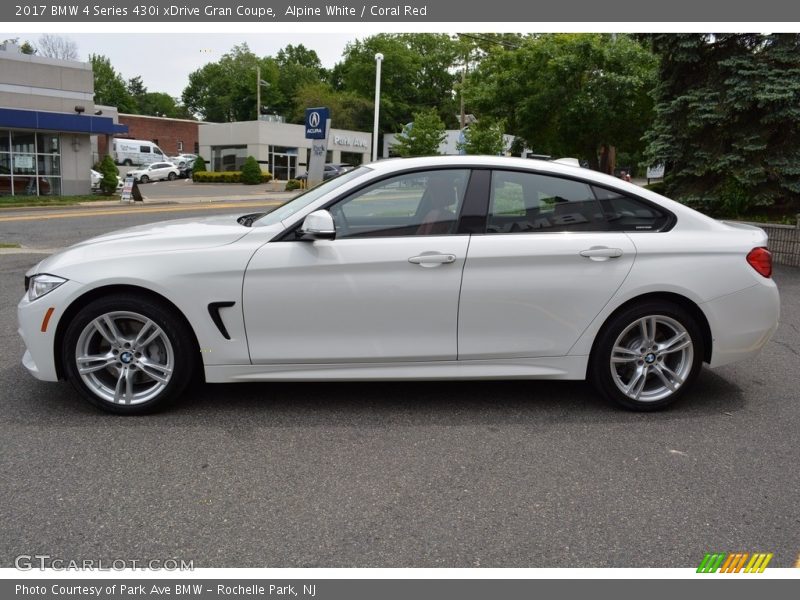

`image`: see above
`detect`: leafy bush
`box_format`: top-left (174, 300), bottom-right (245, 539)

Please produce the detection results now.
top-left (98, 155), bottom-right (119, 195)
top-left (190, 170), bottom-right (272, 184)
top-left (240, 156), bottom-right (263, 185)
top-left (193, 156), bottom-right (207, 172)
top-left (285, 179), bottom-right (302, 191)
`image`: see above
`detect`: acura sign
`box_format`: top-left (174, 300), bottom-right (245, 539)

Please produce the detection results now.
top-left (305, 107), bottom-right (329, 139)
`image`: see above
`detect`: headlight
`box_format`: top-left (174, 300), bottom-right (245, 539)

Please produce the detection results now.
top-left (27, 274), bottom-right (67, 301)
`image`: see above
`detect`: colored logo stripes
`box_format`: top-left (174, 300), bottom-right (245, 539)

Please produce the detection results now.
top-left (697, 552), bottom-right (773, 573)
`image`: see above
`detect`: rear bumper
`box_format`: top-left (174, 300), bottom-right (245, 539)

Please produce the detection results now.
top-left (702, 281), bottom-right (780, 368)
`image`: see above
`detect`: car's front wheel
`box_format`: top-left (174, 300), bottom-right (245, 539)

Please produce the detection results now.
top-left (63, 294), bottom-right (196, 414)
top-left (590, 301), bottom-right (704, 411)
top-left (139, 175), bottom-right (149, 184)
top-left (167, 172), bottom-right (176, 181)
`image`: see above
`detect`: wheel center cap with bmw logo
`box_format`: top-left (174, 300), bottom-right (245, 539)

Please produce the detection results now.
top-left (644, 353), bottom-right (656, 364)
top-left (120, 351), bottom-right (133, 364)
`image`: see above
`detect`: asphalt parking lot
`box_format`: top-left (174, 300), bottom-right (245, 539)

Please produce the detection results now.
top-left (0, 207), bottom-right (798, 568)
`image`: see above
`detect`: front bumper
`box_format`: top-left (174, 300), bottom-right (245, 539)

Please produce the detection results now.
top-left (17, 280), bottom-right (83, 382)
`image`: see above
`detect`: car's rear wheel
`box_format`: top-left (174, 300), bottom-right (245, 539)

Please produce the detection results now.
top-left (139, 175), bottom-right (149, 184)
top-left (63, 295), bottom-right (196, 414)
top-left (167, 172), bottom-right (176, 181)
top-left (122, 159), bottom-right (133, 166)
top-left (590, 301), bottom-right (704, 411)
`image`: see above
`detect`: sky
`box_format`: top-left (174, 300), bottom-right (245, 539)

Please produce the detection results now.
top-left (6, 33), bottom-right (362, 99)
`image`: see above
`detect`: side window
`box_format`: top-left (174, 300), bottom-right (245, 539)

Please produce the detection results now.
top-left (592, 186), bottom-right (670, 232)
top-left (140, 146), bottom-right (151, 153)
top-left (330, 169), bottom-right (470, 238)
top-left (487, 171), bottom-right (606, 233)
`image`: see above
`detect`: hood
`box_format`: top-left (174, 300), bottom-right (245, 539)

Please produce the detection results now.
top-left (34, 213), bottom-right (252, 274)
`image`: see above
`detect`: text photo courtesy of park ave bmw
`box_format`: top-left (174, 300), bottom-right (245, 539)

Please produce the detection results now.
top-left (1, 0), bottom-right (800, 593)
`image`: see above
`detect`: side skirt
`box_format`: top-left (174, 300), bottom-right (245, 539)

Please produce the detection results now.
top-left (204, 356), bottom-right (588, 383)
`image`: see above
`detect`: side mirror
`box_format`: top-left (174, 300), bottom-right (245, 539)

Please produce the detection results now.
top-left (299, 210), bottom-right (336, 241)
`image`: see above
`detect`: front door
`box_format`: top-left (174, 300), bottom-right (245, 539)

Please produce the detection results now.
top-left (242, 168), bottom-right (473, 364)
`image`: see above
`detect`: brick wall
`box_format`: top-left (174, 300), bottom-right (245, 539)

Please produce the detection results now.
top-left (98, 114), bottom-right (200, 157)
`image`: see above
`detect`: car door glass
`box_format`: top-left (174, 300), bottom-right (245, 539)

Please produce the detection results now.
top-left (331, 169), bottom-right (470, 238)
top-left (592, 185), bottom-right (670, 231)
top-left (487, 171), bottom-right (607, 233)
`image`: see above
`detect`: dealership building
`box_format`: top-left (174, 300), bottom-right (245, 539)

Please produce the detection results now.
top-left (199, 119), bottom-right (372, 180)
top-left (0, 42), bottom-right (128, 196)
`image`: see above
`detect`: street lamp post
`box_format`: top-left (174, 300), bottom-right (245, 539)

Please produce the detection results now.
top-left (372, 53), bottom-right (383, 163)
top-left (256, 66), bottom-right (270, 120)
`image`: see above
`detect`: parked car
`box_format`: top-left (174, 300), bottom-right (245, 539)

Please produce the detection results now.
top-left (170, 154), bottom-right (198, 169)
top-left (324, 163), bottom-right (355, 179)
top-left (297, 163), bottom-right (355, 182)
top-left (126, 162), bottom-right (180, 183)
top-left (90, 170), bottom-right (124, 191)
top-left (18, 156), bottom-right (779, 414)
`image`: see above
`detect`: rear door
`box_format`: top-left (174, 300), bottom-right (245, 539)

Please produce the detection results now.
top-left (458, 169), bottom-right (636, 359)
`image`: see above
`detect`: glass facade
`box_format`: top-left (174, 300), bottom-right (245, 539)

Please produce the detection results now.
top-left (268, 145), bottom-right (297, 181)
top-left (211, 145), bottom-right (247, 172)
top-left (0, 130), bottom-right (61, 196)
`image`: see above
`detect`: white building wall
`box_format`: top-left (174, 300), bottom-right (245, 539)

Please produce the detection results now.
top-left (199, 120), bottom-right (372, 179)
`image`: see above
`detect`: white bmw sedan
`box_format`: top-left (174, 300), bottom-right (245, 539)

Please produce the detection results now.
top-left (18, 156), bottom-right (779, 414)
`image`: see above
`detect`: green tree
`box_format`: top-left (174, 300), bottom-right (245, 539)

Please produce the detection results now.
top-left (182, 44), bottom-right (279, 122)
top-left (643, 33), bottom-right (800, 213)
top-left (458, 118), bottom-right (507, 155)
top-left (90, 54), bottom-right (135, 112)
top-left (333, 34), bottom-right (460, 133)
top-left (391, 109), bottom-right (447, 157)
top-left (467, 34), bottom-right (657, 169)
top-left (193, 155), bottom-right (207, 172)
top-left (291, 82), bottom-right (373, 130)
top-left (240, 156), bottom-right (263, 185)
top-left (98, 155), bottom-right (119, 195)
top-left (2, 38), bottom-right (36, 54)
top-left (273, 44), bottom-right (328, 118)
top-left (142, 93), bottom-right (192, 119)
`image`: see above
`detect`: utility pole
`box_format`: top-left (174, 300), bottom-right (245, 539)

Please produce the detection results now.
top-left (256, 65), bottom-right (261, 120)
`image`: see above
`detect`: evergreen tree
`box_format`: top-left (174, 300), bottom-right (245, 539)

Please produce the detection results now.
top-left (644, 34), bottom-right (800, 214)
top-left (240, 156), bottom-right (262, 185)
top-left (98, 155), bottom-right (119, 195)
top-left (193, 155), bottom-right (207, 172)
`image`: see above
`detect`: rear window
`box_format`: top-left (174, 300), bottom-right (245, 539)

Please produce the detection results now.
top-left (592, 186), bottom-right (671, 232)
top-left (487, 171), bottom-right (606, 233)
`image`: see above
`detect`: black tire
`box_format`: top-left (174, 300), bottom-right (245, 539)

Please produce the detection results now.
top-left (139, 175), bottom-right (149, 184)
top-left (589, 301), bottom-right (704, 411)
top-left (123, 159), bottom-right (133, 166)
top-left (62, 294), bottom-right (197, 415)
top-left (167, 172), bottom-right (177, 181)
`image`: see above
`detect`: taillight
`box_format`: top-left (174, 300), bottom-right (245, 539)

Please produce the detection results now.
top-left (746, 247), bottom-right (772, 278)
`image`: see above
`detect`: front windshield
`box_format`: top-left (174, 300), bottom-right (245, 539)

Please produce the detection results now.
top-left (255, 166), bottom-right (372, 226)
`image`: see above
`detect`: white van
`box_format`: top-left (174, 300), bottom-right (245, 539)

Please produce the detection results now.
top-left (112, 139), bottom-right (170, 166)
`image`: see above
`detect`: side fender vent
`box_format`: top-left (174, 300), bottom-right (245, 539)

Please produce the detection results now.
top-left (208, 302), bottom-right (236, 340)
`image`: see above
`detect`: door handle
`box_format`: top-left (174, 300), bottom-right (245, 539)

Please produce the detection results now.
top-left (579, 247), bottom-right (623, 260)
top-left (408, 253), bottom-right (457, 266)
